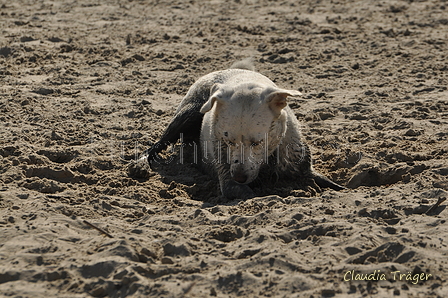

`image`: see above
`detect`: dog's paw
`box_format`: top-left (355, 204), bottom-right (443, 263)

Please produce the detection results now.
top-left (127, 159), bottom-right (153, 179)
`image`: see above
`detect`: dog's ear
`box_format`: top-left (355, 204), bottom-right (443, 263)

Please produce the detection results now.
top-left (200, 83), bottom-right (225, 114)
top-left (267, 89), bottom-right (302, 116)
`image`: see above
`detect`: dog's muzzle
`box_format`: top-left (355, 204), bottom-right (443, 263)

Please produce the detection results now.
top-left (232, 172), bottom-right (248, 184)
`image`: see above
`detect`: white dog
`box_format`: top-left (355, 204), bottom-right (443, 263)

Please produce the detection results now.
top-left (137, 60), bottom-right (344, 199)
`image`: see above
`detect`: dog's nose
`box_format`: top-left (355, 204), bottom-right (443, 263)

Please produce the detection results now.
top-left (233, 172), bottom-right (248, 184)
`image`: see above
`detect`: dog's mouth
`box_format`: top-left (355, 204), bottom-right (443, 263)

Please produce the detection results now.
top-left (231, 164), bottom-right (259, 185)
top-left (232, 172), bottom-right (249, 184)
top-left (232, 170), bottom-right (259, 185)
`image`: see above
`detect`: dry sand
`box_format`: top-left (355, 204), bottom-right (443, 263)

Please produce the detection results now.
top-left (0, 0), bottom-right (447, 297)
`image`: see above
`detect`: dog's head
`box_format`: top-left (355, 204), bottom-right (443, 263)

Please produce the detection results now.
top-left (200, 82), bottom-right (301, 184)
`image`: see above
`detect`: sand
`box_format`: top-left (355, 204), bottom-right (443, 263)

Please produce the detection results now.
top-left (0, 0), bottom-right (447, 297)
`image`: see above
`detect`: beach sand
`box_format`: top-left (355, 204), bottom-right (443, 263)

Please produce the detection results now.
top-left (0, 0), bottom-right (447, 297)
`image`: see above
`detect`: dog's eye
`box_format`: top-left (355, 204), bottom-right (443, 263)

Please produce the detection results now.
top-left (251, 141), bottom-right (261, 147)
top-left (227, 141), bottom-right (235, 146)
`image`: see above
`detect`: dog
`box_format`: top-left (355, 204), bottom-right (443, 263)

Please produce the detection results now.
top-left (133, 60), bottom-right (344, 199)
